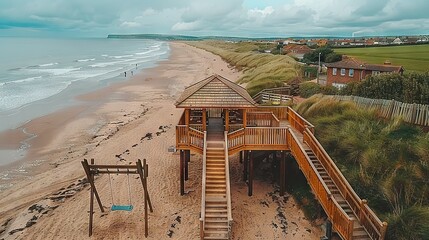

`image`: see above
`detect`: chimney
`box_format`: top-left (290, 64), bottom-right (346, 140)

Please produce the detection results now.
top-left (384, 60), bottom-right (391, 65)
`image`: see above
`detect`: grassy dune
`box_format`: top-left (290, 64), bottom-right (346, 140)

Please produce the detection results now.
top-left (187, 41), bottom-right (300, 96)
top-left (296, 95), bottom-right (429, 239)
top-left (335, 44), bottom-right (429, 73)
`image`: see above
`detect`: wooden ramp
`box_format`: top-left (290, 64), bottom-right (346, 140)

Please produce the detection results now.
top-left (200, 122), bottom-right (232, 240)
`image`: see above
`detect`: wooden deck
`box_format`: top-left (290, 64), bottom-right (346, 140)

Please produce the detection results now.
top-left (177, 106), bottom-right (387, 240)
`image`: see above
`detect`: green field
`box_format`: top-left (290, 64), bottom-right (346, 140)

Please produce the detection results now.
top-left (335, 44), bottom-right (429, 73)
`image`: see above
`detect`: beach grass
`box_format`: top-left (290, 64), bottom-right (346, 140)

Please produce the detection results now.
top-left (296, 95), bottom-right (429, 239)
top-left (187, 41), bottom-right (300, 96)
top-left (334, 44), bottom-right (429, 73)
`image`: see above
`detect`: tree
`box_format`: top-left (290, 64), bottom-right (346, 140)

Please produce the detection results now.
top-left (325, 52), bottom-right (342, 63)
top-left (302, 46), bottom-right (335, 63)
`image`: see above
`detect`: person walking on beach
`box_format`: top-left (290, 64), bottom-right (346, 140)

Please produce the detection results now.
top-left (124, 71), bottom-right (127, 77)
top-left (131, 71), bottom-right (133, 76)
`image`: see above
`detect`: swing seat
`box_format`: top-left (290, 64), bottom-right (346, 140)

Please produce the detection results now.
top-left (111, 205), bottom-right (133, 211)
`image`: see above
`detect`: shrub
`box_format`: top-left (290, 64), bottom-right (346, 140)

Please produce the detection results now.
top-left (299, 82), bottom-right (321, 98)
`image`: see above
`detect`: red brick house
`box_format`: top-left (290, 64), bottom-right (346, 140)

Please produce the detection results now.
top-left (283, 44), bottom-right (313, 60)
top-left (325, 57), bottom-right (404, 88)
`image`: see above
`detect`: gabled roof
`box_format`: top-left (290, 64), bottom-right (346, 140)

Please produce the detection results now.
top-left (325, 56), bottom-right (403, 73)
top-left (175, 74), bottom-right (257, 108)
top-left (325, 57), bottom-right (366, 70)
top-left (365, 64), bottom-right (404, 73)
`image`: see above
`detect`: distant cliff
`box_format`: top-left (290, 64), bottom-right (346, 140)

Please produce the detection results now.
top-left (107, 34), bottom-right (202, 41)
top-left (107, 34), bottom-right (283, 41)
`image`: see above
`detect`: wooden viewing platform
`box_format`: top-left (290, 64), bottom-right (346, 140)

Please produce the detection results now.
top-left (175, 74), bottom-right (387, 240)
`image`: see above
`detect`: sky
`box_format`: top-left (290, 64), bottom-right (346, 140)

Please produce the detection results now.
top-left (0, 0), bottom-right (428, 38)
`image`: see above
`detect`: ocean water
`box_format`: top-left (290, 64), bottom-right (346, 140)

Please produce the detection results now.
top-left (0, 37), bottom-right (169, 132)
top-left (0, 37), bottom-right (169, 168)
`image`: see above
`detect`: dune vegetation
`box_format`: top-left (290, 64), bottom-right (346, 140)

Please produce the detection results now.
top-left (295, 95), bottom-right (429, 240)
top-left (187, 41), bottom-right (301, 96)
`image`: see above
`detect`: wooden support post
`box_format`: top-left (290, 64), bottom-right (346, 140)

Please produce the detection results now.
top-left (248, 151), bottom-right (254, 196)
top-left (180, 150), bottom-right (185, 195)
top-left (185, 150), bottom-right (190, 181)
top-left (243, 151), bottom-right (248, 181)
top-left (280, 151), bottom-right (286, 196)
top-left (136, 159), bottom-right (149, 237)
top-left (185, 109), bottom-right (190, 126)
top-left (81, 159), bottom-right (104, 237)
top-left (225, 109), bottom-right (229, 132)
top-left (239, 151), bottom-right (243, 164)
top-left (202, 108), bottom-right (207, 131)
top-left (243, 109), bottom-right (247, 128)
top-left (137, 159), bottom-right (153, 212)
top-left (325, 220), bottom-right (332, 240)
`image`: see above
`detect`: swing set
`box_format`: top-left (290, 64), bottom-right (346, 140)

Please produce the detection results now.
top-left (81, 158), bottom-right (153, 237)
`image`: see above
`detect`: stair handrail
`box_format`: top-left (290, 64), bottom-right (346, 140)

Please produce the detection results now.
top-left (224, 131), bottom-right (233, 234)
top-left (288, 128), bottom-right (355, 240)
top-left (303, 127), bottom-right (387, 239)
top-left (287, 107), bottom-right (314, 134)
top-left (199, 131), bottom-right (207, 240)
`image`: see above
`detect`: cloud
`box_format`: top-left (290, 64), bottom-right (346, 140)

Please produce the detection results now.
top-left (120, 21), bottom-right (141, 28)
top-left (0, 0), bottom-right (428, 37)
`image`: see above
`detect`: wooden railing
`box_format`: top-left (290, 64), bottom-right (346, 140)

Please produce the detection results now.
top-left (190, 124), bottom-right (203, 132)
top-left (229, 124), bottom-right (243, 133)
top-left (227, 128), bottom-right (245, 153)
top-left (287, 129), bottom-right (354, 240)
top-left (244, 127), bottom-right (287, 147)
top-left (247, 112), bottom-right (280, 127)
top-left (286, 107), bottom-right (314, 134)
top-left (199, 131), bottom-right (207, 240)
top-left (226, 127), bottom-right (289, 154)
top-left (189, 127), bottom-right (204, 151)
top-left (176, 125), bottom-right (204, 153)
top-left (176, 125), bottom-right (188, 148)
top-left (303, 128), bottom-right (387, 240)
top-left (252, 86), bottom-right (292, 104)
top-left (224, 131), bottom-right (233, 237)
top-left (249, 107), bottom-right (288, 120)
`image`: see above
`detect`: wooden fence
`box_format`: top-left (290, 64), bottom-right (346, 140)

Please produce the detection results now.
top-left (329, 95), bottom-right (429, 126)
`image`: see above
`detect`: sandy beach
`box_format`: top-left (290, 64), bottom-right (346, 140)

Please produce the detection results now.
top-left (0, 42), bottom-right (322, 239)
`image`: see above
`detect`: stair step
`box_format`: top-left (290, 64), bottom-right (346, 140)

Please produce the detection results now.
top-left (205, 223), bottom-right (228, 229)
top-left (204, 230), bottom-right (229, 234)
top-left (207, 163), bottom-right (225, 166)
top-left (206, 190), bottom-right (227, 194)
top-left (206, 181), bottom-right (226, 185)
top-left (206, 209), bottom-right (227, 213)
top-left (205, 203), bottom-right (227, 208)
top-left (205, 219), bottom-right (228, 223)
top-left (206, 195), bottom-right (227, 200)
top-left (205, 213), bottom-right (228, 218)
top-left (206, 184), bottom-right (227, 188)
top-left (206, 175), bottom-right (225, 178)
top-left (206, 167), bottom-right (225, 171)
top-left (203, 234), bottom-right (229, 240)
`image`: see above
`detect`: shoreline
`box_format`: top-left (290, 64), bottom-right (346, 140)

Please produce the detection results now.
top-left (0, 42), bottom-right (322, 239)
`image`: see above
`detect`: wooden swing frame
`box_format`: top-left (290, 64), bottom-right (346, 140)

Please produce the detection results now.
top-left (81, 158), bottom-right (153, 237)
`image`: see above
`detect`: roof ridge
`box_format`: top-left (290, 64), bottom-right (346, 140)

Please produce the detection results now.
top-left (175, 74), bottom-right (256, 107)
top-left (215, 75), bottom-right (256, 105)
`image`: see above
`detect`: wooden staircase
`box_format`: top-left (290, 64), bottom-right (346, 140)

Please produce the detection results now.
top-left (305, 149), bottom-right (371, 240)
top-left (201, 131), bottom-right (231, 240)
